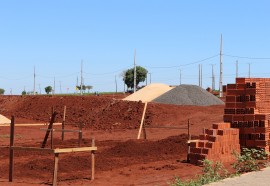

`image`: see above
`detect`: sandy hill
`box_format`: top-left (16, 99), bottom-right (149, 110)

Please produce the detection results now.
top-left (123, 83), bottom-right (174, 102)
top-left (0, 114), bottom-right (11, 124)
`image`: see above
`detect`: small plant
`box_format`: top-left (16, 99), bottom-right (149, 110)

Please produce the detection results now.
top-left (171, 159), bottom-right (228, 186)
top-left (232, 148), bottom-right (268, 173)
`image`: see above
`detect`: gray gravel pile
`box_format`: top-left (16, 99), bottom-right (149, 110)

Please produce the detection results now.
top-left (152, 84), bottom-right (224, 106)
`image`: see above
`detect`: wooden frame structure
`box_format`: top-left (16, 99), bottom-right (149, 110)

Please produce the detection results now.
top-left (136, 102), bottom-right (191, 140)
top-left (8, 116), bottom-right (97, 186)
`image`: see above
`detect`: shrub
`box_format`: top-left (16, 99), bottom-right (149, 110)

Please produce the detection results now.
top-left (233, 148), bottom-right (268, 173)
top-left (171, 159), bottom-right (228, 186)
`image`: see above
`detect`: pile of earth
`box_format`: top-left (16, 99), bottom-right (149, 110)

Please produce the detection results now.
top-left (0, 95), bottom-right (225, 134)
top-left (0, 95), bottom-right (149, 130)
top-left (153, 84), bottom-right (224, 106)
top-left (123, 83), bottom-right (174, 102)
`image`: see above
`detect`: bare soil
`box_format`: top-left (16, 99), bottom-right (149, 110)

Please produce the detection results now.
top-left (0, 95), bottom-right (226, 185)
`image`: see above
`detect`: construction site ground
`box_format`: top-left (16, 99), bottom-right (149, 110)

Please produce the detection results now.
top-left (0, 95), bottom-right (226, 185)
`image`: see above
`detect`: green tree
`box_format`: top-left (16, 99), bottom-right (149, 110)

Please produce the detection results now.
top-left (22, 90), bottom-right (27, 95)
top-left (85, 85), bottom-right (93, 93)
top-left (123, 66), bottom-right (148, 90)
top-left (0, 88), bottom-right (5, 95)
top-left (45, 86), bottom-right (53, 94)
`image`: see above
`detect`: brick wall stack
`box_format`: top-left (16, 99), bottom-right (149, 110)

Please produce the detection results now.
top-left (224, 78), bottom-right (270, 152)
top-left (189, 123), bottom-right (240, 165)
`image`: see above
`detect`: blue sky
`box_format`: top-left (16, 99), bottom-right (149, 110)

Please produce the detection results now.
top-left (1, 1), bottom-right (270, 95)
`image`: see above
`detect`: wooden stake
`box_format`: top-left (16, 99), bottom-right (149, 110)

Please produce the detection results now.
top-left (9, 116), bottom-right (15, 182)
top-left (53, 153), bottom-right (59, 186)
top-left (78, 123), bottom-right (83, 147)
top-left (137, 102), bottom-right (148, 139)
top-left (188, 119), bottom-right (191, 140)
top-left (41, 112), bottom-right (57, 148)
top-left (91, 138), bottom-right (95, 180)
top-left (187, 119), bottom-right (191, 162)
top-left (62, 106), bottom-right (66, 141)
top-left (51, 126), bottom-right (54, 149)
top-left (142, 125), bottom-right (147, 139)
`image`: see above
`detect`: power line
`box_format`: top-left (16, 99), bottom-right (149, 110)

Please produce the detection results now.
top-left (144, 54), bottom-right (219, 69)
top-left (83, 65), bottom-right (133, 76)
top-left (223, 54), bottom-right (270, 60)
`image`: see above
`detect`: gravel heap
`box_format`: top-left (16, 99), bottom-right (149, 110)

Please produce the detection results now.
top-left (152, 84), bottom-right (224, 106)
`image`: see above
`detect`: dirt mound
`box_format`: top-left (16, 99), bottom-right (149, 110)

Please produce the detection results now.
top-left (0, 95), bottom-right (148, 130)
top-left (153, 84), bottom-right (224, 106)
top-left (123, 83), bottom-right (174, 102)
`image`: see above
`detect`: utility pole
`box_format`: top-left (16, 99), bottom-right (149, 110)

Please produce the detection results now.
top-left (236, 60), bottom-right (238, 79)
top-left (148, 73), bottom-right (152, 84)
top-left (179, 69), bottom-right (182, 85)
top-left (198, 64), bottom-right (200, 87)
top-left (33, 66), bottom-right (36, 95)
top-left (219, 34), bottom-right (223, 97)
top-left (60, 81), bottom-right (62, 94)
top-left (39, 84), bottom-right (41, 94)
top-left (248, 63), bottom-right (251, 78)
top-left (115, 75), bottom-right (118, 93)
top-left (211, 64), bottom-right (215, 90)
top-left (134, 49), bottom-right (136, 93)
top-left (200, 64), bottom-right (203, 88)
top-left (123, 76), bottom-right (126, 93)
top-left (76, 76), bottom-right (78, 94)
top-left (53, 77), bottom-right (55, 95)
top-left (80, 60), bottom-right (83, 95)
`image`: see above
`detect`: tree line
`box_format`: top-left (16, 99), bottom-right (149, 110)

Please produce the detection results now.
top-left (0, 66), bottom-right (148, 95)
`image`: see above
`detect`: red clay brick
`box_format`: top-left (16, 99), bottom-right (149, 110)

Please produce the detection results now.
top-left (205, 129), bottom-right (217, 135)
top-left (190, 141), bottom-right (198, 148)
top-left (255, 114), bottom-right (269, 120)
top-left (190, 147), bottom-right (203, 154)
top-left (226, 95), bottom-right (236, 102)
top-left (208, 135), bottom-right (217, 142)
top-left (199, 134), bottom-right (208, 140)
top-left (206, 142), bottom-right (214, 148)
top-left (213, 123), bottom-right (231, 129)
top-left (244, 114), bottom-right (255, 121)
top-left (198, 141), bottom-right (207, 148)
top-left (202, 148), bottom-right (211, 155)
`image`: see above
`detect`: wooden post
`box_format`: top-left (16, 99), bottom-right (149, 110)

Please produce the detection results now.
top-left (137, 102), bottom-right (148, 139)
top-left (78, 123), bottom-right (83, 147)
top-left (53, 153), bottom-right (59, 186)
top-left (51, 128), bottom-right (54, 149)
top-left (62, 106), bottom-right (66, 141)
top-left (9, 116), bottom-right (15, 182)
top-left (142, 125), bottom-right (147, 139)
top-left (91, 138), bottom-right (95, 180)
top-left (41, 112), bottom-right (57, 148)
top-left (188, 119), bottom-right (191, 140)
top-left (187, 119), bottom-right (191, 163)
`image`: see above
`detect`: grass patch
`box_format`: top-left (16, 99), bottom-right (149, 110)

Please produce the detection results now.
top-left (0, 134), bottom-right (23, 139)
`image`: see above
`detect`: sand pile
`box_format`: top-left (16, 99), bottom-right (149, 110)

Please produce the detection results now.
top-left (153, 84), bottom-right (224, 106)
top-left (0, 114), bottom-right (11, 124)
top-left (123, 83), bottom-right (174, 102)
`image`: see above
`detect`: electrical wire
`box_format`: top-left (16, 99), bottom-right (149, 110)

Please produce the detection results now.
top-left (223, 54), bottom-right (270, 60)
top-left (144, 54), bottom-right (219, 69)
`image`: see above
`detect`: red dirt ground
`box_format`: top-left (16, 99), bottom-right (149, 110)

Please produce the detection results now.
top-left (0, 95), bottom-right (226, 185)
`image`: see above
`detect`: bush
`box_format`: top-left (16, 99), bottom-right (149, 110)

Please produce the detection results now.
top-left (233, 148), bottom-right (269, 173)
top-left (171, 159), bottom-right (228, 186)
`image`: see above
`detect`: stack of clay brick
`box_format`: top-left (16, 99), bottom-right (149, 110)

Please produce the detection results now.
top-left (224, 78), bottom-right (270, 152)
top-left (189, 123), bottom-right (240, 165)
